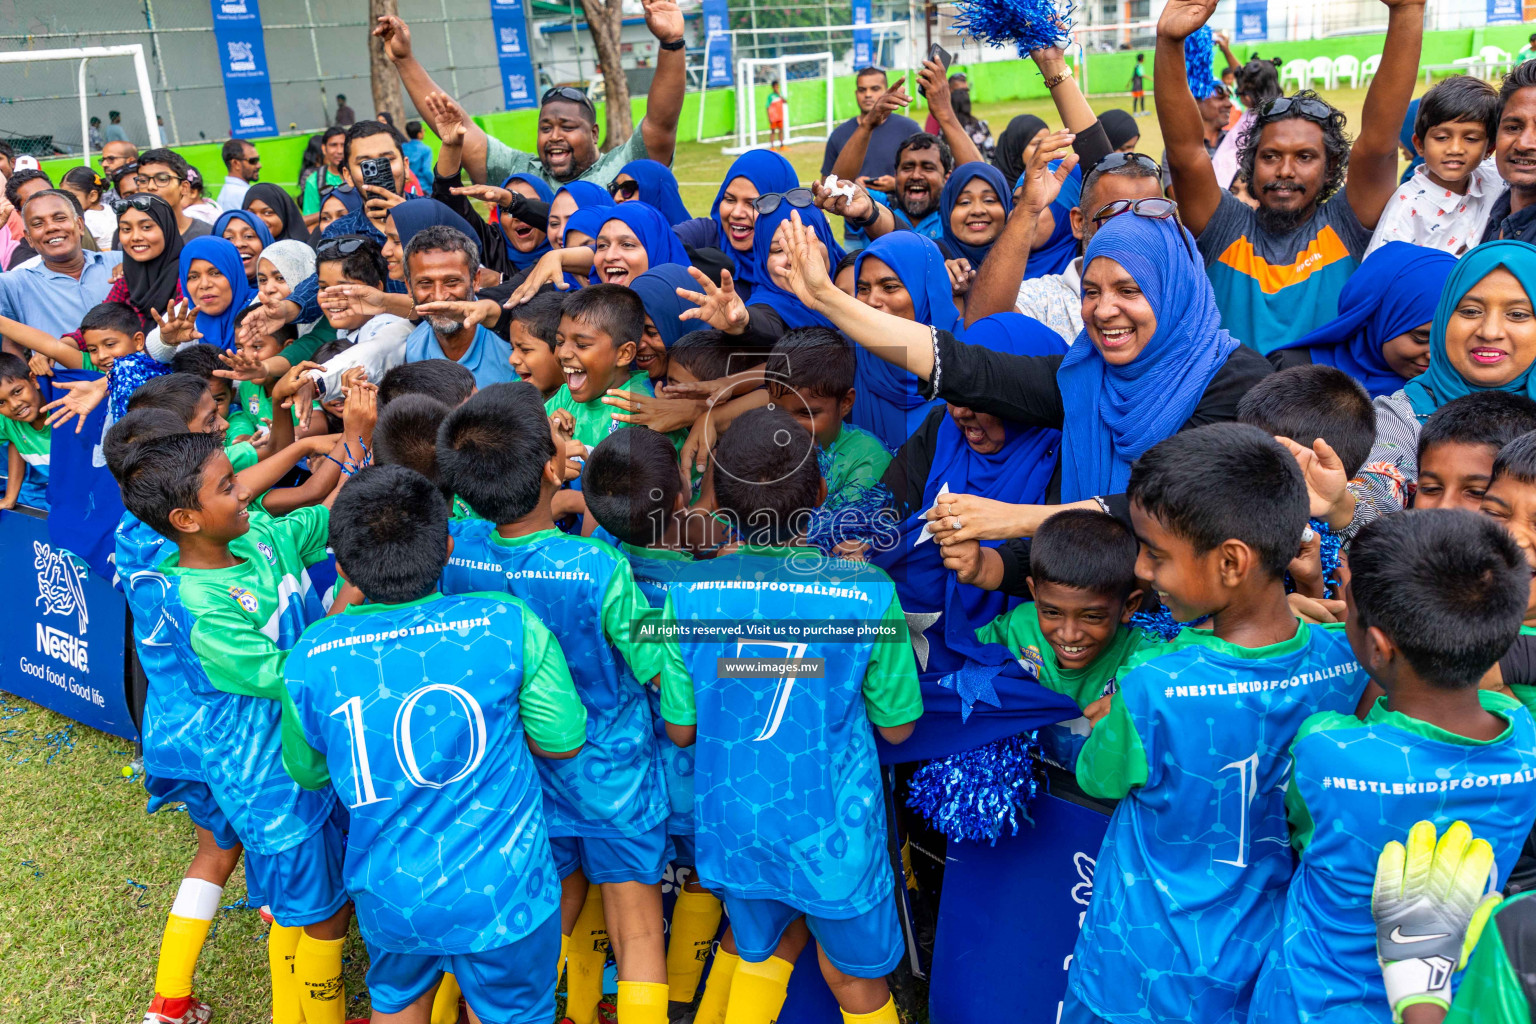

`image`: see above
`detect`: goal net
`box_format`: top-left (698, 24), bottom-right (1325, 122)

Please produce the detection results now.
top-left (0, 44), bottom-right (163, 166)
top-left (726, 54), bottom-right (836, 155)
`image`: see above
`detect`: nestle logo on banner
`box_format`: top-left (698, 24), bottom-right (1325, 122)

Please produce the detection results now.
top-left (34, 542), bottom-right (89, 671)
top-left (236, 97), bottom-right (267, 129)
top-left (509, 73), bottom-right (529, 100)
top-left (499, 26), bottom-right (523, 54)
top-left (227, 41), bottom-right (257, 73)
top-left (220, 0), bottom-right (249, 13)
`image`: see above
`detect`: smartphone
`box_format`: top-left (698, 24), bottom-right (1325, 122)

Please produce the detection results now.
top-left (919, 43), bottom-right (954, 96)
top-left (358, 156), bottom-right (395, 195)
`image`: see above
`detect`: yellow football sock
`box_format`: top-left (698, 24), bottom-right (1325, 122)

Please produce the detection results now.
top-left (723, 955), bottom-right (794, 1024)
top-left (666, 887), bottom-right (723, 1003)
top-left (565, 889), bottom-right (609, 1024)
top-left (294, 932), bottom-right (346, 1024)
top-left (430, 972), bottom-right (461, 1024)
top-left (841, 995), bottom-right (899, 1024)
top-left (693, 950), bottom-right (740, 1024)
top-left (616, 980), bottom-right (669, 1024)
top-left (559, 932), bottom-right (570, 985)
top-left (155, 877), bottom-right (223, 999)
top-left (267, 924), bottom-right (304, 1024)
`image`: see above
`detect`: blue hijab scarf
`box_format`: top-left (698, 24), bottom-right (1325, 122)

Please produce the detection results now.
top-left (210, 209), bottom-right (273, 281)
top-left (710, 150), bottom-right (800, 297)
top-left (1057, 214), bottom-right (1239, 502)
top-left (940, 162), bottom-right (1013, 267)
top-left (1277, 242), bottom-right (1455, 398)
top-left (630, 265), bottom-right (708, 348)
top-left (500, 172), bottom-right (555, 270)
top-left (1400, 98), bottom-right (1424, 185)
top-left (746, 204), bottom-right (846, 330)
top-left (851, 231), bottom-right (957, 450)
top-left (178, 236), bottom-right (257, 351)
top-left (1404, 241), bottom-right (1536, 420)
top-left (388, 198), bottom-right (477, 250)
top-left (1024, 162), bottom-right (1084, 280)
top-left (619, 159), bottom-right (692, 225)
top-left (599, 201), bottom-right (691, 272)
top-left (873, 314), bottom-right (1079, 763)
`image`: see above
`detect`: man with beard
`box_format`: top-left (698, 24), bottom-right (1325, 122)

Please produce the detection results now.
top-left (1480, 61), bottom-right (1536, 244)
top-left (1156, 0), bottom-right (1422, 353)
top-left (401, 226), bottom-right (516, 388)
top-left (373, 1), bottom-right (688, 192)
top-left (831, 133), bottom-right (954, 245)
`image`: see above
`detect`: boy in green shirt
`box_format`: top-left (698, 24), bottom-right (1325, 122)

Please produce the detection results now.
top-left (0, 353), bottom-right (52, 510)
top-left (546, 284), bottom-right (659, 448)
top-left (767, 327), bottom-right (891, 505)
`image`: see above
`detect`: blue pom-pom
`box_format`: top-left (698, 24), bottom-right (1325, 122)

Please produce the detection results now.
top-left (1184, 27), bottom-right (1222, 100)
top-left (952, 0), bottom-right (1073, 58)
top-left (805, 450), bottom-right (896, 557)
top-left (1313, 518), bottom-right (1344, 598)
top-left (108, 352), bottom-right (173, 422)
top-left (907, 733), bottom-right (1044, 844)
top-left (1129, 604), bottom-right (1208, 642)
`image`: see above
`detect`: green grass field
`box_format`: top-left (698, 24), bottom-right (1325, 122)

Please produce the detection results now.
top-left (0, 80), bottom-right (1408, 1024)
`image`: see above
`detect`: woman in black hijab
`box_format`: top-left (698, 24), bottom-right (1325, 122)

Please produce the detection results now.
top-left (243, 184), bottom-right (310, 244)
top-left (1097, 108), bottom-right (1141, 153)
top-left (992, 114), bottom-right (1048, 186)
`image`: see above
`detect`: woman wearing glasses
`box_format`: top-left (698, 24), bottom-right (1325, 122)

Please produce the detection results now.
top-left (773, 206), bottom-right (1271, 581)
top-left (611, 159), bottom-right (691, 226)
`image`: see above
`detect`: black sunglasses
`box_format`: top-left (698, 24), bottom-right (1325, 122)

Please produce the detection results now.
top-left (1092, 197), bottom-right (1197, 263)
top-left (316, 236), bottom-right (370, 259)
top-left (753, 188), bottom-right (814, 215)
top-left (608, 179), bottom-right (639, 200)
top-left (1259, 95), bottom-right (1333, 123)
top-left (1093, 151), bottom-right (1163, 175)
top-left (542, 86), bottom-right (596, 113)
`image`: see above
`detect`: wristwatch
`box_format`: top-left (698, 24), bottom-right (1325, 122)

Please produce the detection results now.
top-left (659, 37), bottom-right (685, 51)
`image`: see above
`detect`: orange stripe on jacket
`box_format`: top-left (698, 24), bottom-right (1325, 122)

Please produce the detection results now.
top-left (1213, 228), bottom-right (1353, 295)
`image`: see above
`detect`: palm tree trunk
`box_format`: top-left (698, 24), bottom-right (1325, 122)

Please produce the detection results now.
top-left (579, 0), bottom-right (633, 151)
top-left (368, 0), bottom-right (406, 125)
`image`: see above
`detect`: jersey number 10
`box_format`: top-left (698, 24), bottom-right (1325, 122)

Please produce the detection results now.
top-left (331, 685), bottom-right (489, 809)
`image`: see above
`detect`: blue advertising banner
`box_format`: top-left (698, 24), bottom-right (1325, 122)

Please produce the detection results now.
top-left (1489, 0), bottom-right (1523, 24)
top-left (490, 0), bottom-right (539, 110)
top-left (853, 0), bottom-right (874, 70)
top-left (42, 369), bottom-right (124, 582)
top-left (703, 0), bottom-right (733, 89)
top-left (1235, 0), bottom-right (1269, 42)
top-left (0, 509), bottom-right (134, 740)
top-left (209, 0), bottom-right (277, 138)
top-left (928, 788), bottom-right (1112, 1023)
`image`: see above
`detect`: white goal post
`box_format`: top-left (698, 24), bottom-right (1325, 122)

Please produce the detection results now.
top-left (725, 53), bottom-right (836, 155)
top-left (0, 44), bottom-right (163, 167)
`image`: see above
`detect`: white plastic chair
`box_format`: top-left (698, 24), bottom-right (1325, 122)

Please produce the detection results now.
top-left (1308, 55), bottom-right (1336, 90)
top-left (1332, 54), bottom-right (1361, 89)
top-left (1280, 58), bottom-right (1311, 91)
top-left (1361, 53), bottom-right (1381, 85)
top-left (1481, 45), bottom-right (1514, 77)
top-left (1453, 55), bottom-right (1488, 81)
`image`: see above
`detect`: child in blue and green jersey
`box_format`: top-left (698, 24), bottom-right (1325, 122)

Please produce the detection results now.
top-left (767, 327), bottom-right (891, 505)
top-left (0, 352), bottom-right (51, 510)
top-left (583, 427), bottom-right (726, 1017)
top-left (127, 371), bottom-right (259, 472)
top-left (507, 289), bottom-right (568, 399)
top-left (1252, 509), bottom-right (1536, 1024)
top-left (658, 408), bottom-right (923, 1024)
top-left (115, 429), bottom-right (353, 1024)
top-left (170, 343), bottom-right (247, 438)
top-left (281, 464), bottom-right (588, 1024)
top-left (1064, 423), bottom-right (1368, 1024)
top-left (546, 284), bottom-right (657, 449)
top-left (435, 380), bottom-right (673, 1024)
top-left (104, 407), bottom-right (355, 1024)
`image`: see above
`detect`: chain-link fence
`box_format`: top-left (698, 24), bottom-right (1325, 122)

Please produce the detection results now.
top-left (0, 0), bottom-right (506, 152)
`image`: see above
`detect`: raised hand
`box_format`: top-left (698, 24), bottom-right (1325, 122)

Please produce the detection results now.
top-left (342, 378), bottom-right (379, 442)
top-left (642, 0), bottom-right (686, 44)
top-left (421, 91), bottom-right (466, 145)
top-left (945, 258), bottom-right (975, 298)
top-left (152, 300), bottom-right (201, 346)
top-left (42, 376), bottom-right (108, 433)
top-left (319, 282), bottom-right (392, 323)
top-left (1157, 0), bottom-right (1219, 41)
top-left (504, 250), bottom-right (571, 308)
top-left (361, 184), bottom-right (404, 225)
top-left (861, 79), bottom-right (910, 130)
top-left (238, 298), bottom-right (291, 350)
top-left (373, 14), bottom-right (415, 63)
top-left (1017, 129), bottom-right (1079, 214)
top-left (451, 183), bottom-right (516, 208)
top-left (1275, 435), bottom-right (1351, 522)
top-left (917, 58), bottom-right (952, 116)
top-left (415, 299), bottom-right (497, 331)
top-left (676, 267), bottom-right (749, 334)
top-left (772, 212), bottom-right (834, 309)
top-left (216, 349), bottom-right (270, 383)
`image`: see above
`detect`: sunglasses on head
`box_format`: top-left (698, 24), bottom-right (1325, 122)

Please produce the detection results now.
top-left (541, 86), bottom-right (596, 113)
top-left (752, 188), bottom-right (814, 215)
top-left (113, 194), bottom-right (159, 215)
top-left (1093, 151), bottom-right (1163, 175)
top-left (1092, 197), bottom-right (1197, 263)
top-left (316, 236), bottom-right (370, 259)
top-left (1259, 95), bottom-right (1333, 122)
top-left (608, 179), bottom-right (640, 200)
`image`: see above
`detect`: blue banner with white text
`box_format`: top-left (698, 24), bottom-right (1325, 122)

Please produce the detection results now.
top-left (209, 0), bottom-right (277, 138)
top-left (852, 0), bottom-right (874, 69)
top-left (1489, 0), bottom-right (1523, 25)
top-left (1235, 0), bottom-right (1268, 42)
top-left (490, 0), bottom-right (539, 110)
top-left (703, 0), bottom-right (733, 89)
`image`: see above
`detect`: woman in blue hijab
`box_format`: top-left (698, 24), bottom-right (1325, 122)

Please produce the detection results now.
top-left (745, 203), bottom-right (846, 332)
top-left (211, 208), bottom-right (273, 284)
top-left (1272, 242), bottom-right (1455, 398)
top-left (849, 231), bottom-right (959, 449)
top-left (674, 149), bottom-right (799, 301)
top-left (940, 162), bottom-right (1013, 268)
top-left (592, 202), bottom-right (691, 287)
top-left (614, 159), bottom-right (692, 225)
top-left (1352, 240), bottom-right (1536, 524)
top-left (498, 172), bottom-right (555, 270)
top-left (1024, 160), bottom-right (1083, 280)
top-left (310, 185), bottom-right (363, 245)
top-left (175, 235), bottom-right (257, 351)
top-left (548, 180), bottom-right (614, 247)
top-left (629, 264), bottom-right (707, 379)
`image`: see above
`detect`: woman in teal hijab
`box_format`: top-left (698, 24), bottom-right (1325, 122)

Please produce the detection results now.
top-left (1354, 240), bottom-right (1536, 523)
